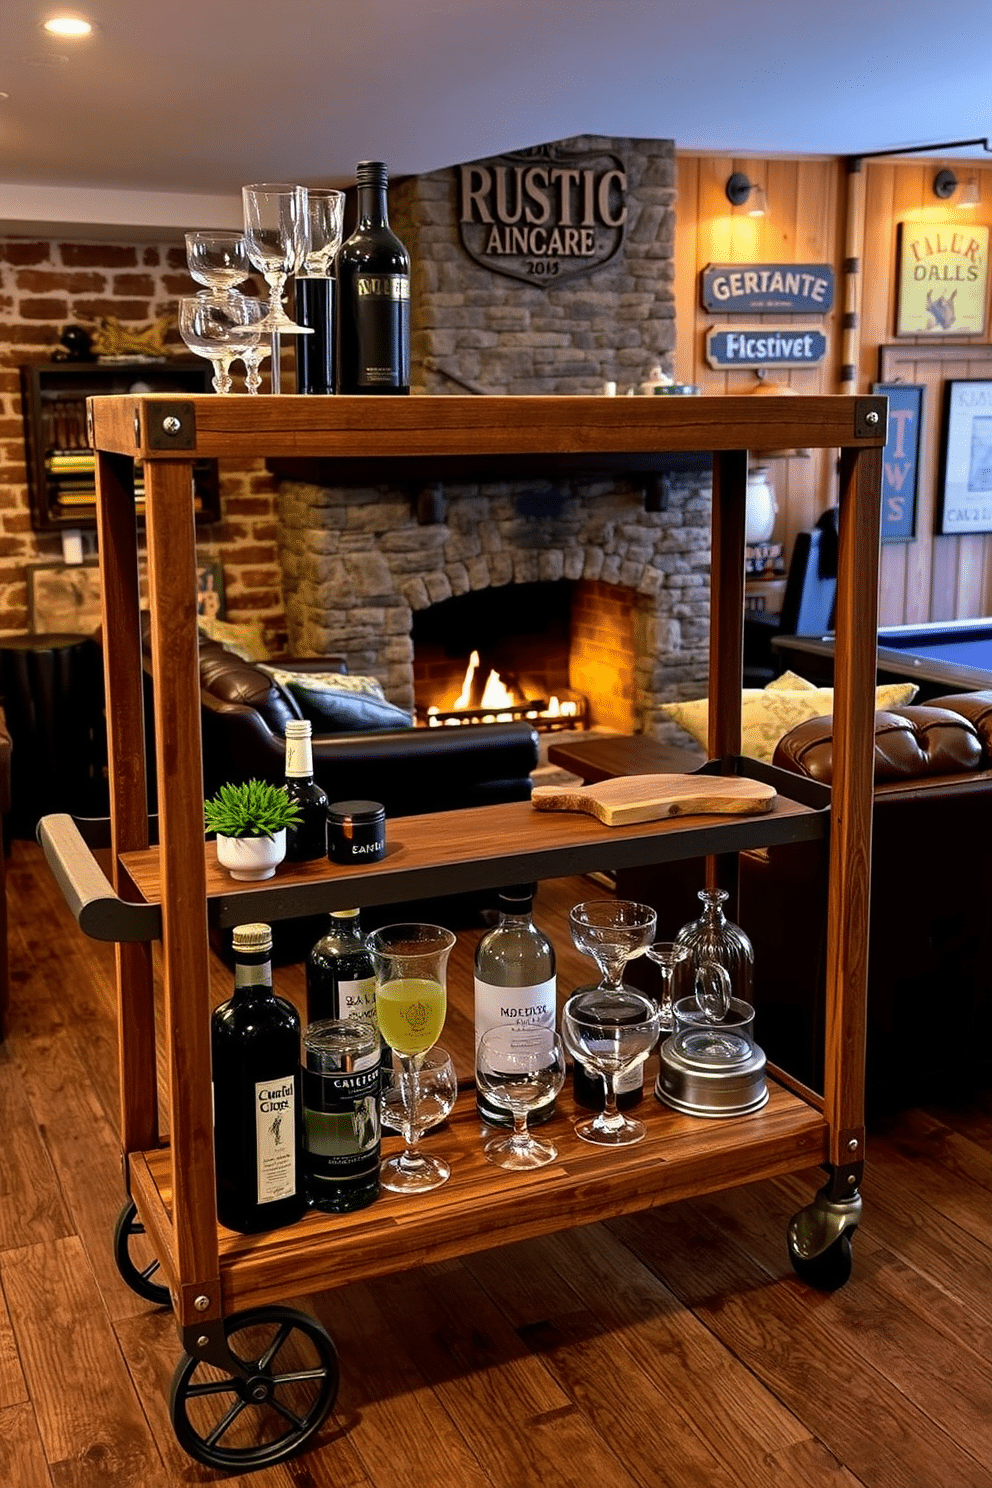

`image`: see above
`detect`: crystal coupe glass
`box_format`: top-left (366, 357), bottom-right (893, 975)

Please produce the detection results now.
top-left (178, 294), bottom-right (261, 394)
top-left (562, 988), bottom-right (660, 1145)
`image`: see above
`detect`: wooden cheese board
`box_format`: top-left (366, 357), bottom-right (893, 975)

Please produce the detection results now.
top-left (531, 773), bottom-right (776, 827)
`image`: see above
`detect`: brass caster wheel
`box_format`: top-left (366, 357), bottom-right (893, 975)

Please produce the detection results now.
top-left (113, 1200), bottom-right (171, 1307)
top-left (787, 1182), bottom-right (861, 1292)
top-left (169, 1305), bottom-right (338, 1470)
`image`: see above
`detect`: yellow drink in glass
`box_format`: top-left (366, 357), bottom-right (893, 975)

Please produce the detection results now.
top-left (376, 977), bottom-right (446, 1055)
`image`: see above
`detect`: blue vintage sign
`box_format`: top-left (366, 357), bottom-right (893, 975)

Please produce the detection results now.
top-left (701, 263), bottom-right (834, 313)
top-left (873, 383), bottom-right (922, 542)
top-left (705, 328), bottom-right (827, 368)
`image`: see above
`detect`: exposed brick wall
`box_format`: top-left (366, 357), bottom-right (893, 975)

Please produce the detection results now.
top-left (0, 237), bottom-right (286, 650)
top-left (570, 579), bottom-right (637, 732)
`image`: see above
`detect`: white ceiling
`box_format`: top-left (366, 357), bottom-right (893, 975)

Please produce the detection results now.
top-left (1, 0), bottom-right (991, 235)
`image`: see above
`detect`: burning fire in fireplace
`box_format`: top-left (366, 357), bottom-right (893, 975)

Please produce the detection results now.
top-left (422, 650), bottom-right (586, 731)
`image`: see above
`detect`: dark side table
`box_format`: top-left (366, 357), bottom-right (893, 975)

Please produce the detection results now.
top-left (546, 732), bottom-right (704, 785)
top-left (0, 632), bottom-right (108, 837)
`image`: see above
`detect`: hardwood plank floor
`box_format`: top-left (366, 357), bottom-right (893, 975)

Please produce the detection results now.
top-left (2, 837), bottom-right (992, 1487)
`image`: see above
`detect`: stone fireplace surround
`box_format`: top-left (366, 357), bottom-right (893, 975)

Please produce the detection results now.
top-left (278, 468), bottom-right (713, 744)
top-left (276, 132), bottom-right (715, 745)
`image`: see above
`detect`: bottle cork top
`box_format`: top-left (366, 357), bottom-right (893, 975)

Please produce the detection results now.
top-left (232, 922), bottom-right (273, 953)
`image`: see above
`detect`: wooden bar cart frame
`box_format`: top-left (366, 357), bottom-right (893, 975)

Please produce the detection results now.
top-left (40, 392), bottom-right (885, 1470)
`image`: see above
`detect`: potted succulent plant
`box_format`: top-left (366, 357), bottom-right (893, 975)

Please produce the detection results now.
top-left (204, 779), bottom-right (304, 881)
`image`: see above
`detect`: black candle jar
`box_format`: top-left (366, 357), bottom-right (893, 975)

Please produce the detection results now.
top-left (326, 799), bottom-right (386, 864)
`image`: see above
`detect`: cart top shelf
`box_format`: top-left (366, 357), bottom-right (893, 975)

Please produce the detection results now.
top-left (86, 392), bottom-right (888, 463)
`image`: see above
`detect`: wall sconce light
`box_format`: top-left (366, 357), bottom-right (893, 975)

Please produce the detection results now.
top-left (932, 167), bottom-right (982, 206)
top-left (725, 173), bottom-right (767, 216)
top-left (933, 168), bottom-right (959, 199)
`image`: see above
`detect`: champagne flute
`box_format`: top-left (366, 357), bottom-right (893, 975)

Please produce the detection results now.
top-left (476, 1025), bottom-right (565, 1169)
top-left (562, 988), bottom-right (661, 1146)
top-left (367, 923), bottom-right (456, 1193)
top-left (645, 940), bottom-right (693, 1034)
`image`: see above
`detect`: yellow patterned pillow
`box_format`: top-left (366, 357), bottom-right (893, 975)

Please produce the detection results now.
top-left (765, 669), bottom-right (817, 692)
top-left (661, 682), bottom-right (919, 763)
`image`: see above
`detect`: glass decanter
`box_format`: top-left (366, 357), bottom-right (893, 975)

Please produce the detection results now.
top-left (675, 888), bottom-right (754, 1004)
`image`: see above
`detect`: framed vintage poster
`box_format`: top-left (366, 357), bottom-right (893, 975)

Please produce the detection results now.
top-left (938, 380), bottom-right (992, 534)
top-left (196, 560), bottom-right (226, 620)
top-left (872, 383), bottom-right (923, 541)
top-left (896, 221), bottom-right (990, 336)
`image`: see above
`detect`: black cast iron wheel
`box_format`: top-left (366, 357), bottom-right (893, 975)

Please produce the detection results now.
top-left (112, 1200), bottom-right (171, 1307)
top-left (169, 1305), bottom-right (339, 1470)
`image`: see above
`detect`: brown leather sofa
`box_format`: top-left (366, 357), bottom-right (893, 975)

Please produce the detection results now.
top-left (620, 693), bottom-right (992, 1116)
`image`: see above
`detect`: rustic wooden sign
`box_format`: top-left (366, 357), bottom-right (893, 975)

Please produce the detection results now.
top-left (457, 144), bottom-right (627, 286)
top-left (701, 263), bottom-right (834, 313)
top-left (705, 328), bottom-right (827, 369)
top-left (896, 222), bottom-right (990, 336)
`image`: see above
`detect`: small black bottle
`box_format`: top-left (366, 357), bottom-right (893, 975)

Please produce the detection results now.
top-left (211, 922), bottom-right (306, 1234)
top-left (306, 908), bottom-right (377, 1026)
top-left (283, 719), bottom-right (329, 862)
top-left (336, 160), bottom-right (410, 395)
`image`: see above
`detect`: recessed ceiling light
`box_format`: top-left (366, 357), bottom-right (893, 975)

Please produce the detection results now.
top-left (42, 15), bottom-right (93, 36)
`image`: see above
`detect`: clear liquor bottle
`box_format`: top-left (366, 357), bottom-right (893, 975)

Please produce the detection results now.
top-left (474, 885), bottom-right (557, 1126)
top-left (283, 718), bottom-right (330, 862)
top-left (211, 922), bottom-right (306, 1234)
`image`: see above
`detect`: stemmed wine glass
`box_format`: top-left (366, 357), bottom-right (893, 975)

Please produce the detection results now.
top-left (645, 941), bottom-right (693, 1034)
top-left (178, 294), bottom-right (263, 394)
top-left (475, 1026), bottom-right (566, 1169)
top-left (241, 183), bottom-right (313, 334)
top-left (562, 988), bottom-right (661, 1145)
top-left (367, 923), bottom-right (457, 1193)
top-left (380, 1048), bottom-right (458, 1187)
top-left (185, 231), bottom-right (251, 296)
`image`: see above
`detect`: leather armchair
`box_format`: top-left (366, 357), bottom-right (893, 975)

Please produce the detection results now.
top-left (620, 694), bottom-right (992, 1115)
top-left (192, 639), bottom-right (539, 817)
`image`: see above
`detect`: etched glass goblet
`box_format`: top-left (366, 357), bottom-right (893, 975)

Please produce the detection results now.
top-left (241, 183), bottom-right (312, 334)
top-left (562, 988), bottom-right (660, 1145)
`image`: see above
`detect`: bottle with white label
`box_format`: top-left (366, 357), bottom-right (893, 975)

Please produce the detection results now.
top-left (211, 922), bottom-right (305, 1234)
top-left (306, 909), bottom-right (377, 1028)
top-left (474, 884), bottom-right (557, 1126)
top-left (283, 719), bottom-right (330, 862)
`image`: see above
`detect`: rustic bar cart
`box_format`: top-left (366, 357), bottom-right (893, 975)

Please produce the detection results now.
top-left (39, 393), bottom-right (885, 1471)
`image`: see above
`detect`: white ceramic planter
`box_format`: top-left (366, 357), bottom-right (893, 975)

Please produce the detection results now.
top-left (215, 829), bottom-right (286, 881)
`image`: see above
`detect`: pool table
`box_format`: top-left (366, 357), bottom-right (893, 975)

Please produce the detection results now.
top-left (773, 617), bottom-right (992, 701)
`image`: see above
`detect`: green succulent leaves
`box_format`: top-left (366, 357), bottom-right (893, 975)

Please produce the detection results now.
top-left (203, 779), bottom-right (304, 840)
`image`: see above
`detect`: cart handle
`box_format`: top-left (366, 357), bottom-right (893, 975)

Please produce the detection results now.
top-left (37, 813), bottom-right (162, 943)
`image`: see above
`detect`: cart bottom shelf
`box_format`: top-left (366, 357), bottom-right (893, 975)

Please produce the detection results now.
top-left (129, 1076), bottom-right (829, 1315)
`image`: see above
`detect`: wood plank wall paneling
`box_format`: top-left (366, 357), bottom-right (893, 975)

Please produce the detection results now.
top-left (676, 152), bottom-right (992, 628)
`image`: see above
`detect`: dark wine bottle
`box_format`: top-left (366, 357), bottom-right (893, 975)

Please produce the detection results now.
top-left (283, 719), bottom-right (330, 861)
top-left (336, 160), bottom-right (410, 395)
top-left (306, 908), bottom-right (377, 1026)
top-left (211, 922), bottom-right (306, 1234)
top-left (294, 276), bottom-right (336, 395)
